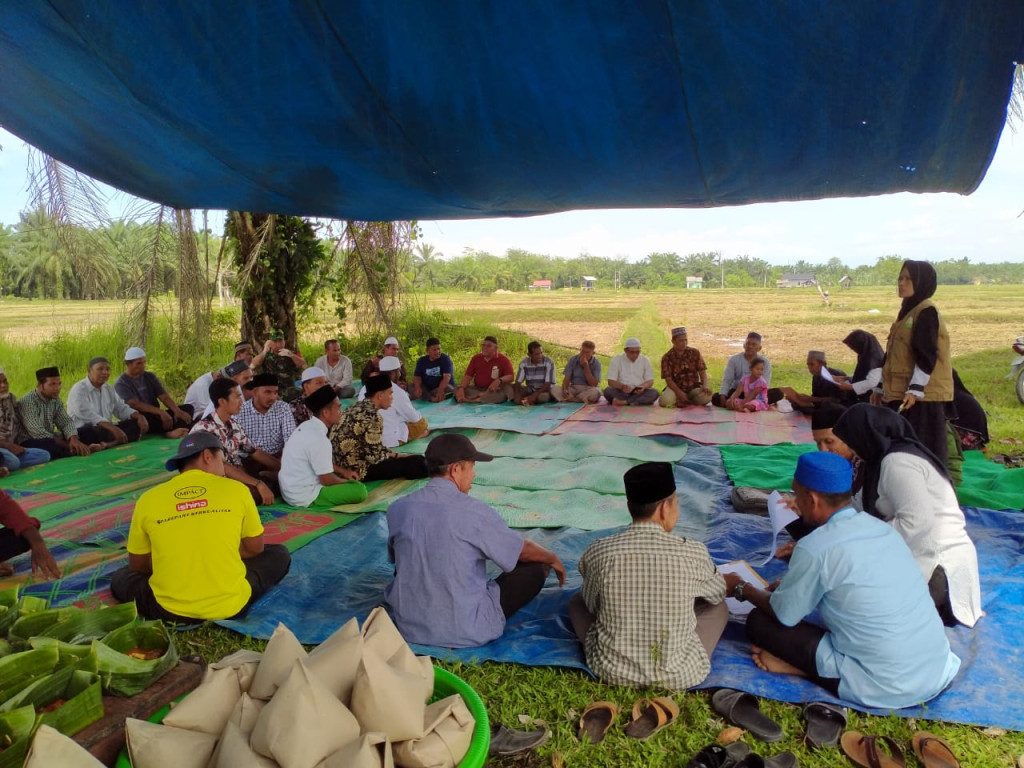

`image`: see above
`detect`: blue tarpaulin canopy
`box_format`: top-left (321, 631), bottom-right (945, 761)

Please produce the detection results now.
top-left (1, 2), bottom-right (1022, 220)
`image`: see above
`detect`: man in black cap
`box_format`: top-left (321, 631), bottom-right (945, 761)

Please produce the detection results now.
top-left (569, 461), bottom-right (731, 689)
top-left (385, 433), bottom-right (566, 647)
top-left (279, 384), bottom-right (367, 508)
top-left (17, 367), bottom-right (92, 459)
top-left (330, 373), bottom-right (428, 481)
top-left (110, 431), bottom-right (291, 622)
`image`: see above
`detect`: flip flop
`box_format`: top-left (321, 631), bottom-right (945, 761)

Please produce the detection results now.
top-left (735, 753), bottom-right (799, 768)
top-left (624, 696), bottom-right (679, 740)
top-left (685, 741), bottom-right (753, 768)
top-left (802, 701), bottom-right (847, 749)
top-left (711, 689), bottom-right (784, 743)
top-left (912, 732), bottom-right (960, 768)
top-left (577, 701), bottom-right (618, 744)
top-left (840, 731), bottom-right (906, 768)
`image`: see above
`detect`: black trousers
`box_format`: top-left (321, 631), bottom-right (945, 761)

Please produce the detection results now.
top-left (21, 438), bottom-right (70, 460)
top-left (0, 529), bottom-right (31, 564)
top-left (928, 565), bottom-right (957, 627)
top-left (78, 420), bottom-right (142, 445)
top-left (745, 608), bottom-right (841, 695)
top-left (363, 454), bottom-right (429, 482)
top-left (494, 562), bottom-right (548, 618)
top-left (109, 544), bottom-right (292, 623)
top-left (141, 404), bottom-right (195, 434)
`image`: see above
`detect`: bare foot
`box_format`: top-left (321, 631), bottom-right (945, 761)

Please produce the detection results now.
top-left (612, 398), bottom-right (628, 406)
top-left (88, 443), bottom-right (109, 453)
top-left (520, 398), bottom-right (532, 407)
top-left (0, 562), bottom-right (13, 577)
top-left (166, 428), bottom-right (189, 439)
top-left (0, 467), bottom-right (8, 478)
top-left (751, 645), bottom-right (807, 677)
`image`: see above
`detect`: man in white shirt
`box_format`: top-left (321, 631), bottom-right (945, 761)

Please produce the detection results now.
top-left (314, 338), bottom-right (356, 399)
top-left (235, 373), bottom-right (297, 457)
top-left (279, 385), bottom-right (368, 508)
top-left (602, 338), bottom-right (658, 406)
top-left (200, 361), bottom-right (254, 418)
top-left (183, 369), bottom-right (219, 415)
top-left (67, 357), bottom-right (148, 448)
top-left (358, 357), bottom-right (428, 447)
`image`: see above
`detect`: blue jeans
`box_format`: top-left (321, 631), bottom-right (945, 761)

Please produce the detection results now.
top-left (0, 446), bottom-right (51, 471)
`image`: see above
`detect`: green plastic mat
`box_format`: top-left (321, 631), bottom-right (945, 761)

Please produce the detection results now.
top-left (473, 456), bottom-right (639, 495)
top-left (956, 451), bottom-right (1024, 510)
top-left (719, 443), bottom-right (815, 490)
top-left (469, 485), bottom-right (631, 529)
top-left (415, 399), bottom-right (583, 434)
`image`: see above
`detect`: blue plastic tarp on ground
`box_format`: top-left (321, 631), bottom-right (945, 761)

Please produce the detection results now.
top-left (2, 3), bottom-right (1023, 219)
top-left (220, 444), bottom-right (1024, 730)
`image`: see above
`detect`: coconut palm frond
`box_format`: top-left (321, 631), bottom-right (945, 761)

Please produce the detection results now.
top-left (126, 205), bottom-right (171, 345)
top-left (1008, 63), bottom-right (1024, 132)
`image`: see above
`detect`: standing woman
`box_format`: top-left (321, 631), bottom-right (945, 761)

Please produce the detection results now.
top-left (875, 260), bottom-right (954, 468)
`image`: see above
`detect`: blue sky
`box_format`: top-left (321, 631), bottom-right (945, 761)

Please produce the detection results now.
top-left (2, 125), bottom-right (1021, 267)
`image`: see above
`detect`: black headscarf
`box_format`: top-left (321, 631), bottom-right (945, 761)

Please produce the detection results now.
top-left (897, 260), bottom-right (938, 320)
top-left (841, 330), bottom-right (884, 384)
top-left (832, 402), bottom-right (950, 517)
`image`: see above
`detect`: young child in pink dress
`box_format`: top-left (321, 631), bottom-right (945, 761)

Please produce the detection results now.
top-left (726, 357), bottom-right (769, 412)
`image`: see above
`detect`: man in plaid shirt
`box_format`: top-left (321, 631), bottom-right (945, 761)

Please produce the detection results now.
top-left (17, 367), bottom-right (91, 460)
top-left (236, 373), bottom-right (296, 457)
top-left (568, 462), bottom-right (730, 688)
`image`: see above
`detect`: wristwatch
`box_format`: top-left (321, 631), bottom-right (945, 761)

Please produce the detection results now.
top-left (732, 581), bottom-right (748, 602)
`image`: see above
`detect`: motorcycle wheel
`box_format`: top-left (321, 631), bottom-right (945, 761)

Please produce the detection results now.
top-left (1017, 366), bottom-right (1024, 405)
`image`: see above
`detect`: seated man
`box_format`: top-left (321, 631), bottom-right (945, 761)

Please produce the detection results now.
top-left (110, 432), bottom-right (291, 622)
top-left (514, 341), bottom-right (557, 405)
top-left (260, 329), bottom-right (307, 402)
top-left (385, 433), bottom-right (566, 647)
top-left (738, 452), bottom-right (960, 709)
top-left (772, 351), bottom-right (855, 411)
top-left (602, 338), bottom-right (659, 405)
top-left (67, 357), bottom-right (149, 449)
top-left (713, 332), bottom-right (779, 407)
top-left (191, 378), bottom-right (281, 505)
top-left (236, 340), bottom-right (270, 370)
top-left (115, 347), bottom-right (193, 437)
top-left (183, 367), bottom-right (220, 416)
top-left (555, 340), bottom-right (602, 404)
top-left (0, 489), bottom-right (61, 580)
top-left (659, 326), bottom-right (712, 407)
top-left (569, 462), bottom-right (729, 688)
top-left (314, 338), bottom-right (356, 399)
top-left (331, 374), bottom-right (428, 481)
top-left (291, 367), bottom-right (328, 426)
top-left (17, 367), bottom-right (92, 460)
top-left (455, 336), bottom-right (515, 404)
top-left (411, 337), bottom-right (455, 402)
top-left (361, 335), bottom-right (408, 390)
top-left (279, 384), bottom-right (368, 508)
top-left (357, 357), bottom-right (428, 447)
top-left (0, 367), bottom-right (50, 474)
top-left (236, 373), bottom-right (297, 457)
top-left (200, 360), bottom-right (253, 418)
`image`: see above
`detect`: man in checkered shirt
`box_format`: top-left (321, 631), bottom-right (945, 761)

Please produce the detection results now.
top-left (568, 462), bottom-right (730, 688)
top-left (236, 373), bottom-right (297, 457)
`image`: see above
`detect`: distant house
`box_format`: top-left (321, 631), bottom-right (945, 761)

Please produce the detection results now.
top-left (581, 276), bottom-right (597, 291)
top-left (529, 279), bottom-right (553, 290)
top-left (686, 276), bottom-right (703, 289)
top-left (839, 275), bottom-right (852, 290)
top-left (776, 273), bottom-right (817, 288)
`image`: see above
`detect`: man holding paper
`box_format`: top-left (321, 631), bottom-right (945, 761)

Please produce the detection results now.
top-left (568, 462), bottom-right (734, 688)
top-left (735, 451), bottom-right (960, 709)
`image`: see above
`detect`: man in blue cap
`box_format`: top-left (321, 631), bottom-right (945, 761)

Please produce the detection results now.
top-left (734, 451), bottom-right (960, 709)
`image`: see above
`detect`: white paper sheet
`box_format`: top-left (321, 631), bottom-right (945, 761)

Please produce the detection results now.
top-left (818, 366), bottom-right (836, 383)
top-left (763, 490), bottom-right (800, 566)
top-left (718, 560), bottom-right (768, 616)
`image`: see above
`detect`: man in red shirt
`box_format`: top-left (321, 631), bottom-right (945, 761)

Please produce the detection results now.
top-left (0, 490), bottom-right (61, 579)
top-left (454, 336), bottom-right (516, 404)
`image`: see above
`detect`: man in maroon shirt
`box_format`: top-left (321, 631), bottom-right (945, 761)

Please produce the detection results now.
top-left (0, 490), bottom-right (60, 579)
top-left (454, 336), bottom-right (516, 404)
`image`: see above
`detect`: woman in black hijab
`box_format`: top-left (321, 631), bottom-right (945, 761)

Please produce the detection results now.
top-left (833, 404), bottom-right (981, 627)
top-left (836, 329), bottom-right (884, 403)
top-left (875, 260), bottom-right (954, 468)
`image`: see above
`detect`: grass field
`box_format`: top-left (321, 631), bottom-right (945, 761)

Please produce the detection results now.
top-left (2, 287), bottom-right (1023, 766)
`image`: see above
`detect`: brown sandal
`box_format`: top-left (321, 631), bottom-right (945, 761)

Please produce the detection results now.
top-left (624, 697), bottom-right (679, 740)
top-left (578, 701), bottom-right (618, 744)
top-left (840, 730), bottom-right (906, 768)
top-left (912, 731), bottom-right (960, 768)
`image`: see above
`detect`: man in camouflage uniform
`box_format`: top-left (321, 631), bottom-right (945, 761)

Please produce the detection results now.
top-left (260, 329), bottom-right (307, 403)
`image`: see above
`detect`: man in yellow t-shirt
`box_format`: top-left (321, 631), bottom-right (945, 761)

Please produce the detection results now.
top-left (110, 432), bottom-right (291, 621)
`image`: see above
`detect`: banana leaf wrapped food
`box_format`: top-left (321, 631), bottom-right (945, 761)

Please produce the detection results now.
top-left (0, 588), bottom-right (20, 638)
top-left (38, 602), bottom-right (138, 645)
top-left (95, 620), bottom-right (178, 697)
top-left (0, 666), bottom-right (103, 736)
top-left (0, 705), bottom-right (37, 768)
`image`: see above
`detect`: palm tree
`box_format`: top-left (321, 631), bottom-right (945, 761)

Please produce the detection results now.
top-left (413, 242), bottom-right (442, 288)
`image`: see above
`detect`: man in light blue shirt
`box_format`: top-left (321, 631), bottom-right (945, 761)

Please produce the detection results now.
top-left (713, 331), bottom-right (775, 406)
top-left (733, 451), bottom-right (960, 709)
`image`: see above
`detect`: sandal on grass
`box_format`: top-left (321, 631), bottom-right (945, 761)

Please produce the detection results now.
top-left (577, 701), bottom-right (618, 744)
top-left (840, 730), bottom-right (905, 768)
top-left (711, 688), bottom-right (784, 743)
top-left (912, 731), bottom-right (960, 768)
top-left (623, 696), bottom-right (679, 740)
top-left (686, 741), bottom-right (752, 768)
top-left (802, 701), bottom-right (847, 749)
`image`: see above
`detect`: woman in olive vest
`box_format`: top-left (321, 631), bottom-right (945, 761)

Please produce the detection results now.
top-left (874, 260), bottom-right (954, 468)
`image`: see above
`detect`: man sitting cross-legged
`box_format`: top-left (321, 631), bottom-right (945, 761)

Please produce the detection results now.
top-left (67, 357), bottom-right (149, 450)
top-left (17, 367), bottom-right (92, 459)
top-left (454, 336), bottom-right (515, 404)
top-left (290, 367), bottom-right (328, 427)
top-left (357, 357), bottom-right (429, 447)
top-left (115, 347), bottom-right (193, 437)
top-left (514, 341), bottom-right (557, 406)
top-left (555, 340), bottom-right (602, 404)
top-left (385, 433), bottom-right (566, 647)
top-left (190, 378), bottom-right (281, 505)
top-left (569, 462), bottom-right (729, 688)
top-left (658, 326), bottom-right (713, 407)
top-left (110, 432), bottom-right (291, 623)
top-left (0, 367), bottom-right (51, 474)
top-left (738, 451), bottom-right (960, 709)
top-left (602, 338), bottom-right (659, 405)
top-left (235, 373), bottom-right (296, 458)
top-left (0, 489), bottom-right (61, 580)
top-left (279, 384), bottom-right (368, 508)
